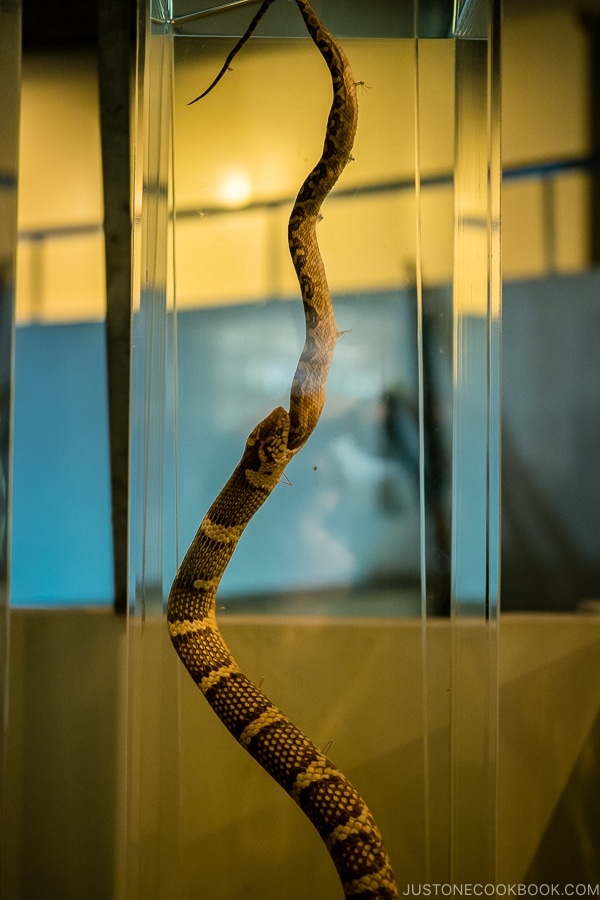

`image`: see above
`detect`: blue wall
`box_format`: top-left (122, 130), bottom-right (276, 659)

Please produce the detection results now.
top-left (12, 323), bottom-right (113, 605)
top-left (13, 272), bottom-right (599, 610)
top-left (12, 292), bottom-right (423, 608)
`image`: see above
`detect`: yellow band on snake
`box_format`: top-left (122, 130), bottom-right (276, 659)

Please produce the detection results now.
top-left (168, 2), bottom-right (398, 896)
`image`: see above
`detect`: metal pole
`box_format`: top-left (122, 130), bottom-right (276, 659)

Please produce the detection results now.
top-left (97, 0), bottom-right (132, 613)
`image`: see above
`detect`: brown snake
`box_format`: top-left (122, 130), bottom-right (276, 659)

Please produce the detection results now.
top-left (167, 1), bottom-right (398, 896)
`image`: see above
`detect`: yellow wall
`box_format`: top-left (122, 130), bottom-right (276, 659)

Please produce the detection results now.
top-left (15, 6), bottom-right (592, 321)
top-left (171, 37), bottom-right (454, 309)
top-left (17, 51), bottom-right (106, 321)
top-left (502, 5), bottom-right (590, 277)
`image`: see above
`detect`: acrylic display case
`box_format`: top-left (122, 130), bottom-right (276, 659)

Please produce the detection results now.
top-left (128, 0), bottom-right (501, 895)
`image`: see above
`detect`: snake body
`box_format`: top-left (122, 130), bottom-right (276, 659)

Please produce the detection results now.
top-left (167, 2), bottom-right (398, 896)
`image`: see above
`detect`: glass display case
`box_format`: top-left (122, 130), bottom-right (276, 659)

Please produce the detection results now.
top-left (128, 0), bottom-right (501, 895)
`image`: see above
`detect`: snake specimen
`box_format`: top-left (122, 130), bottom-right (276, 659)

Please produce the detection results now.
top-left (167, 1), bottom-right (398, 896)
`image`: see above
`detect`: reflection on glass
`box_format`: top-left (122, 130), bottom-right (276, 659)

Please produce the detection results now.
top-left (128, 0), bottom-right (500, 893)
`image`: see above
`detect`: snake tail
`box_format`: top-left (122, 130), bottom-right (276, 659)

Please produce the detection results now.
top-left (169, 1), bottom-right (398, 896)
top-left (188, 0), bottom-right (277, 104)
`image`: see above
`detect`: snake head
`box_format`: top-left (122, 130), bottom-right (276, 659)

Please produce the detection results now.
top-left (246, 407), bottom-right (294, 473)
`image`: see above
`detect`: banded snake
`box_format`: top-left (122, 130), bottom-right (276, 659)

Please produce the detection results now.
top-left (167, 1), bottom-right (398, 896)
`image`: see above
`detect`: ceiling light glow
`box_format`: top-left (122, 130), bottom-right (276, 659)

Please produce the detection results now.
top-left (220, 171), bottom-right (252, 207)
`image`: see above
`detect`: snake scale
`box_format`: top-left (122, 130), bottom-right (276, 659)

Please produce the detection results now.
top-left (167, 1), bottom-right (398, 896)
